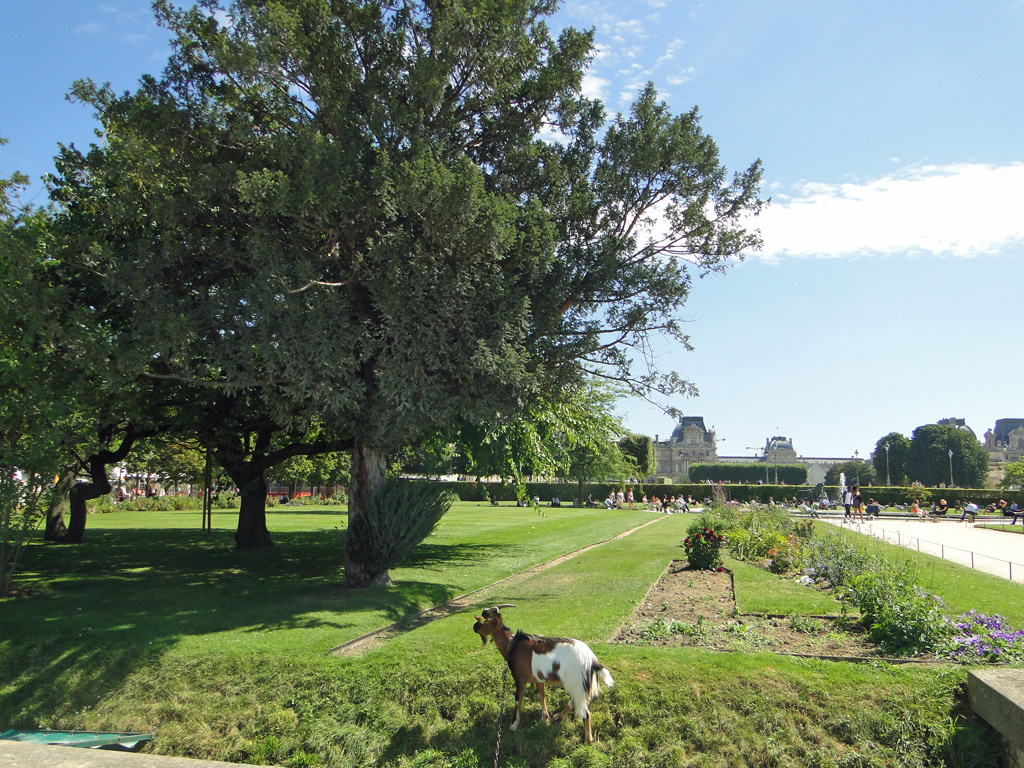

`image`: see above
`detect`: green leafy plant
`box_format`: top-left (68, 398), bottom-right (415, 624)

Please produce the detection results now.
top-left (345, 480), bottom-right (454, 585)
top-left (841, 564), bottom-right (953, 655)
top-left (683, 522), bottom-right (726, 571)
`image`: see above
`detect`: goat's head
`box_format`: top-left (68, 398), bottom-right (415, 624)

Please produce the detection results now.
top-left (473, 604), bottom-right (517, 646)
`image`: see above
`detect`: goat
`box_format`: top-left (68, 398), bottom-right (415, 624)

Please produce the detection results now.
top-left (473, 604), bottom-right (614, 744)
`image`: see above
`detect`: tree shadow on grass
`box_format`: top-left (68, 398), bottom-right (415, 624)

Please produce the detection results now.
top-left (397, 541), bottom-right (516, 571)
top-left (0, 528), bottom-right (511, 728)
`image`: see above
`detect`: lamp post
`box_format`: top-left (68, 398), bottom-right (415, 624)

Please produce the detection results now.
top-left (854, 449), bottom-right (860, 485)
top-left (884, 442), bottom-right (890, 486)
top-left (949, 449), bottom-right (954, 487)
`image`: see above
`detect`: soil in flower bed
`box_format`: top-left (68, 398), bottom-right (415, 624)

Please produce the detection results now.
top-left (612, 560), bottom-right (882, 659)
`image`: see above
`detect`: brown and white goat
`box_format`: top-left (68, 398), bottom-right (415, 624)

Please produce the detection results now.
top-left (473, 605), bottom-right (614, 744)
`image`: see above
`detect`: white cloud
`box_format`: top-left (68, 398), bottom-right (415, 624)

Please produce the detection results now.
top-left (667, 67), bottom-right (697, 85)
top-left (75, 5), bottom-right (155, 45)
top-left (582, 73), bottom-right (610, 101)
top-left (755, 163), bottom-right (1024, 261)
top-left (615, 18), bottom-right (646, 37)
top-left (657, 37), bottom-right (686, 64)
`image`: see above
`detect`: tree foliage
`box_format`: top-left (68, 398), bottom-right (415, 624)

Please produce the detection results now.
top-left (619, 434), bottom-right (657, 479)
top-left (823, 460), bottom-right (876, 487)
top-left (49, 0), bottom-right (764, 584)
top-left (0, 147), bottom-right (65, 590)
top-left (872, 432), bottom-right (910, 486)
top-left (999, 459), bottom-right (1024, 490)
top-left (906, 424), bottom-right (989, 488)
top-left (344, 480), bottom-right (454, 586)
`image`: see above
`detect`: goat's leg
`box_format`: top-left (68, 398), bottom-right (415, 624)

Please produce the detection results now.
top-left (537, 682), bottom-right (550, 723)
top-left (583, 711), bottom-right (593, 744)
top-left (510, 679), bottom-right (527, 732)
top-left (552, 699), bottom-right (573, 722)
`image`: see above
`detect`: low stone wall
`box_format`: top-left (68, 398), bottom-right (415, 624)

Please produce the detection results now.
top-left (0, 740), bottom-right (267, 768)
top-left (968, 668), bottom-right (1024, 768)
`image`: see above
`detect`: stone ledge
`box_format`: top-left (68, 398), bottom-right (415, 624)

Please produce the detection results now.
top-left (0, 741), bottom-right (270, 768)
top-left (968, 668), bottom-right (1024, 755)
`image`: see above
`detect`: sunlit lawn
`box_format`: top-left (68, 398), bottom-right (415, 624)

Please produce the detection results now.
top-left (0, 503), bottom-right (1015, 766)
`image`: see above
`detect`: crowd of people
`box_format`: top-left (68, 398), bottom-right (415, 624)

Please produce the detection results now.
top-left (559, 486), bottom-right (1022, 525)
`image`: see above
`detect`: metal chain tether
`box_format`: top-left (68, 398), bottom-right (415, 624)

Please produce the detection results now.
top-left (493, 667), bottom-right (509, 768)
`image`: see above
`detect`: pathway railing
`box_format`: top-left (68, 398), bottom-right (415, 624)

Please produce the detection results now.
top-left (860, 523), bottom-right (1024, 583)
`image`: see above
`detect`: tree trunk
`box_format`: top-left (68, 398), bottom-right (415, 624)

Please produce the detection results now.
top-left (344, 441), bottom-right (388, 587)
top-left (61, 467), bottom-right (113, 544)
top-left (43, 468), bottom-right (77, 541)
top-left (234, 471), bottom-right (272, 548)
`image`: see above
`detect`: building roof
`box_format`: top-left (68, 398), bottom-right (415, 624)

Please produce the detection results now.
top-left (671, 417), bottom-right (712, 443)
top-left (994, 419), bottom-right (1024, 442)
top-left (766, 436), bottom-right (794, 452)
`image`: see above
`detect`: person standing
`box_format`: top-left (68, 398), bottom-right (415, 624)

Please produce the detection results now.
top-left (851, 485), bottom-right (864, 523)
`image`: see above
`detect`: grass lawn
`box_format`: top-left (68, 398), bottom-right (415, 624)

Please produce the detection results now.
top-left (974, 522), bottom-right (1024, 535)
top-left (0, 503), bottom-right (1017, 767)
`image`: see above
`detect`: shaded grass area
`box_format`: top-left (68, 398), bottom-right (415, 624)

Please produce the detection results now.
top-left (0, 504), bottom-right (653, 725)
top-left (0, 508), bottom-right (1012, 767)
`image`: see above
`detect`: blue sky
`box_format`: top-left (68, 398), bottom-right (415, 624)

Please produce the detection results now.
top-left (3, 1), bottom-right (1023, 458)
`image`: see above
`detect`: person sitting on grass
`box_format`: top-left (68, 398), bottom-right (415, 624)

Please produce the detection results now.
top-left (931, 499), bottom-right (949, 516)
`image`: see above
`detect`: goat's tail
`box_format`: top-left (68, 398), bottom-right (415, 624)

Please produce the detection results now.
top-left (589, 661), bottom-right (614, 698)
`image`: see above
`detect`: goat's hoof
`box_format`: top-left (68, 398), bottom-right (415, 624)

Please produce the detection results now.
top-left (552, 713), bottom-right (564, 722)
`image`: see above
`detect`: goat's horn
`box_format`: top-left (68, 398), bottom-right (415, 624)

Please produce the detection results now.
top-left (494, 604), bottom-right (517, 609)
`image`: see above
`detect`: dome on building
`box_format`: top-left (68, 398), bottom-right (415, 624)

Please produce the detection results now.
top-left (766, 436), bottom-right (793, 452)
top-left (936, 417), bottom-right (978, 441)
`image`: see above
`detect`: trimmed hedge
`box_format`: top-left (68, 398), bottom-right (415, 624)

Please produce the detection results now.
top-left (431, 480), bottom-right (1024, 510)
top-left (689, 462), bottom-right (808, 485)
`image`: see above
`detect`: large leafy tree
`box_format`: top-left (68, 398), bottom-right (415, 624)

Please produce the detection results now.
top-left (618, 434), bottom-right (657, 479)
top-left (0, 149), bottom-right (62, 592)
top-left (999, 459), bottom-right (1024, 490)
top-left (906, 424), bottom-right (989, 489)
top-left (872, 432), bottom-right (910, 486)
top-left (53, 0), bottom-right (764, 585)
top-left (824, 460), bottom-right (876, 487)
top-left (122, 438), bottom-right (207, 494)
